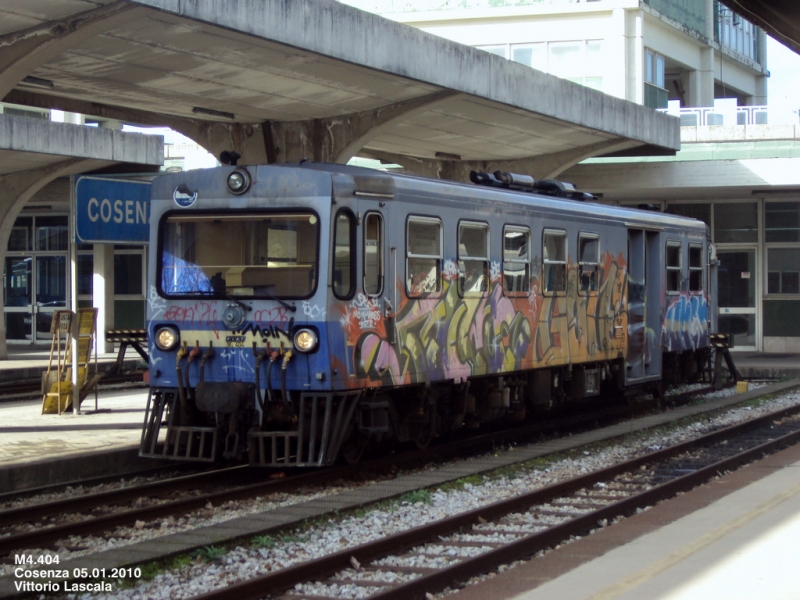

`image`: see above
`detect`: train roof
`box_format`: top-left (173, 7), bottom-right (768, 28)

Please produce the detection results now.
top-left (287, 162), bottom-right (708, 234)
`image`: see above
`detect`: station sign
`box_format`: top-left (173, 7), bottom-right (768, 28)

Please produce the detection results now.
top-left (75, 176), bottom-right (152, 244)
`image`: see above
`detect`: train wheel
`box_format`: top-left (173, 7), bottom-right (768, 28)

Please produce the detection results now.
top-left (414, 420), bottom-right (435, 449)
top-left (341, 431), bottom-right (370, 465)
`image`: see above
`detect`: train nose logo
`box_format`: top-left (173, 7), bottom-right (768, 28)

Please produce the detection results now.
top-left (173, 183), bottom-right (198, 207)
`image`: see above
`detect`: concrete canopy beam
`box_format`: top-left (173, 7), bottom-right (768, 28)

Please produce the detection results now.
top-left (0, 2), bottom-right (134, 99)
top-left (1, 0), bottom-right (679, 176)
top-left (265, 91), bottom-right (460, 164)
top-left (0, 113), bottom-right (163, 172)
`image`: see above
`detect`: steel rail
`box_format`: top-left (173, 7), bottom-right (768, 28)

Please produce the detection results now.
top-left (0, 386), bottom-right (695, 553)
top-left (188, 401), bottom-right (800, 600)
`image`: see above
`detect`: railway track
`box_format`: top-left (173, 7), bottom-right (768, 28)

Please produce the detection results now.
top-left (1, 381), bottom-right (795, 599)
top-left (0, 385), bottom-right (713, 559)
top-left (191, 400), bottom-right (800, 600)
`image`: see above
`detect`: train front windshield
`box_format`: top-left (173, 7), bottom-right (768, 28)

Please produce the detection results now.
top-left (159, 212), bottom-right (319, 298)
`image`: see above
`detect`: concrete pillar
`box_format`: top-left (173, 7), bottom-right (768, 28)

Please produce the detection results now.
top-left (624, 7), bottom-right (644, 104)
top-left (698, 46), bottom-right (715, 107)
top-left (93, 244), bottom-right (115, 353)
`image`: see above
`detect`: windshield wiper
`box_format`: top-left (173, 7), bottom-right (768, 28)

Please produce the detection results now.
top-left (253, 285), bottom-right (297, 312)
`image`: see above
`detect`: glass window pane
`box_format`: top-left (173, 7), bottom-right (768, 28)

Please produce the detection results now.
top-left (669, 203), bottom-right (711, 227)
top-left (459, 222), bottom-right (488, 295)
top-left (768, 248), bottom-right (800, 294)
top-left (543, 231), bottom-right (567, 293)
top-left (479, 45), bottom-right (507, 58)
top-left (714, 203), bottom-right (757, 243)
top-left (78, 254), bottom-right (93, 296)
top-left (36, 256), bottom-right (67, 305)
top-left (333, 211), bottom-right (354, 299)
top-left (765, 202), bottom-right (800, 243)
top-left (549, 42), bottom-right (582, 78)
top-left (9, 217), bottom-right (32, 251)
top-left (408, 220), bottom-right (441, 257)
top-left (512, 44), bottom-right (546, 70)
top-left (35, 216), bottom-right (69, 251)
top-left (114, 254), bottom-right (143, 295)
top-left (503, 226), bottom-right (529, 294)
top-left (407, 218), bottom-right (441, 296)
top-left (364, 213), bottom-right (383, 295)
top-left (160, 213), bottom-right (319, 298)
top-left (4, 257), bottom-right (32, 306)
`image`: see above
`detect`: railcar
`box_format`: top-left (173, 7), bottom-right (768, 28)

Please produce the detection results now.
top-left (140, 162), bottom-right (713, 467)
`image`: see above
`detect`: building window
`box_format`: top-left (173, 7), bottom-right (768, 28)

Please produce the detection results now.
top-left (482, 40), bottom-right (604, 91)
top-left (579, 233), bottom-right (599, 294)
top-left (333, 210), bottom-right (356, 299)
top-left (644, 48), bottom-right (667, 109)
top-left (714, 203), bottom-right (758, 243)
top-left (767, 249), bottom-right (800, 295)
top-left (666, 241), bottom-right (682, 294)
top-left (363, 212), bottom-right (383, 296)
top-left (717, 3), bottom-right (759, 61)
top-left (407, 217), bottom-right (441, 297)
top-left (458, 221), bottom-right (489, 296)
top-left (689, 244), bottom-right (703, 292)
top-left (765, 202), bottom-right (800, 243)
top-left (503, 226), bottom-right (530, 295)
top-left (543, 230), bottom-right (567, 294)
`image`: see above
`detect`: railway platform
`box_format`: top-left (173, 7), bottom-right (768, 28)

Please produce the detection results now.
top-left (451, 436), bottom-right (800, 600)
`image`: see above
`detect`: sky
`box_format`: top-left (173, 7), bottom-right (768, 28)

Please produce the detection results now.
top-left (766, 36), bottom-right (800, 109)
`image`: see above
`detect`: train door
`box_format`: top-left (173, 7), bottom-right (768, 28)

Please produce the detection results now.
top-left (626, 228), bottom-right (663, 383)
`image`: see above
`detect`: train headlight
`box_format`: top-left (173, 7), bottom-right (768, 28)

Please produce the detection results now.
top-left (226, 168), bottom-right (251, 195)
top-left (293, 328), bottom-right (318, 353)
top-left (154, 326), bottom-right (180, 351)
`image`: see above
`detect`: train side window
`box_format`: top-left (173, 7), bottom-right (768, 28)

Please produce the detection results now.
top-left (579, 233), bottom-right (600, 294)
top-left (363, 212), bottom-right (383, 296)
top-left (458, 221), bottom-right (489, 296)
top-left (543, 230), bottom-right (567, 294)
top-left (689, 243), bottom-right (703, 292)
top-left (333, 210), bottom-right (356, 299)
top-left (666, 241), bottom-right (682, 294)
top-left (503, 226), bottom-right (530, 295)
top-left (407, 217), bottom-right (442, 296)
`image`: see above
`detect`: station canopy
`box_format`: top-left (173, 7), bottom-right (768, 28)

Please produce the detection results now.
top-left (1, 0), bottom-right (682, 175)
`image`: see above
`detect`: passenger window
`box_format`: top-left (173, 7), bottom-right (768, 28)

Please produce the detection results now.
top-left (363, 213), bottom-right (383, 296)
top-left (503, 226), bottom-right (530, 294)
top-left (333, 210), bottom-right (355, 299)
top-left (543, 230), bottom-right (567, 293)
top-left (689, 244), bottom-right (703, 292)
top-left (407, 217), bottom-right (441, 296)
top-left (666, 241), bottom-right (682, 294)
top-left (579, 233), bottom-right (599, 294)
top-left (458, 221), bottom-right (489, 296)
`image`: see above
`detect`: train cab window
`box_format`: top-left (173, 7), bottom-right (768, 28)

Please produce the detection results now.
top-left (689, 244), bottom-right (703, 292)
top-left (363, 212), bottom-right (383, 296)
top-left (333, 210), bottom-right (356, 299)
top-left (503, 226), bottom-right (530, 295)
top-left (543, 230), bottom-right (567, 294)
top-left (666, 241), bottom-right (682, 294)
top-left (578, 234), bottom-right (600, 294)
top-left (407, 217), bottom-right (442, 296)
top-left (159, 212), bottom-right (319, 299)
top-left (458, 221), bottom-right (489, 296)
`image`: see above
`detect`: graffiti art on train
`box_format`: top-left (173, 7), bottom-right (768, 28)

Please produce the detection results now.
top-left (337, 253), bottom-right (630, 387)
